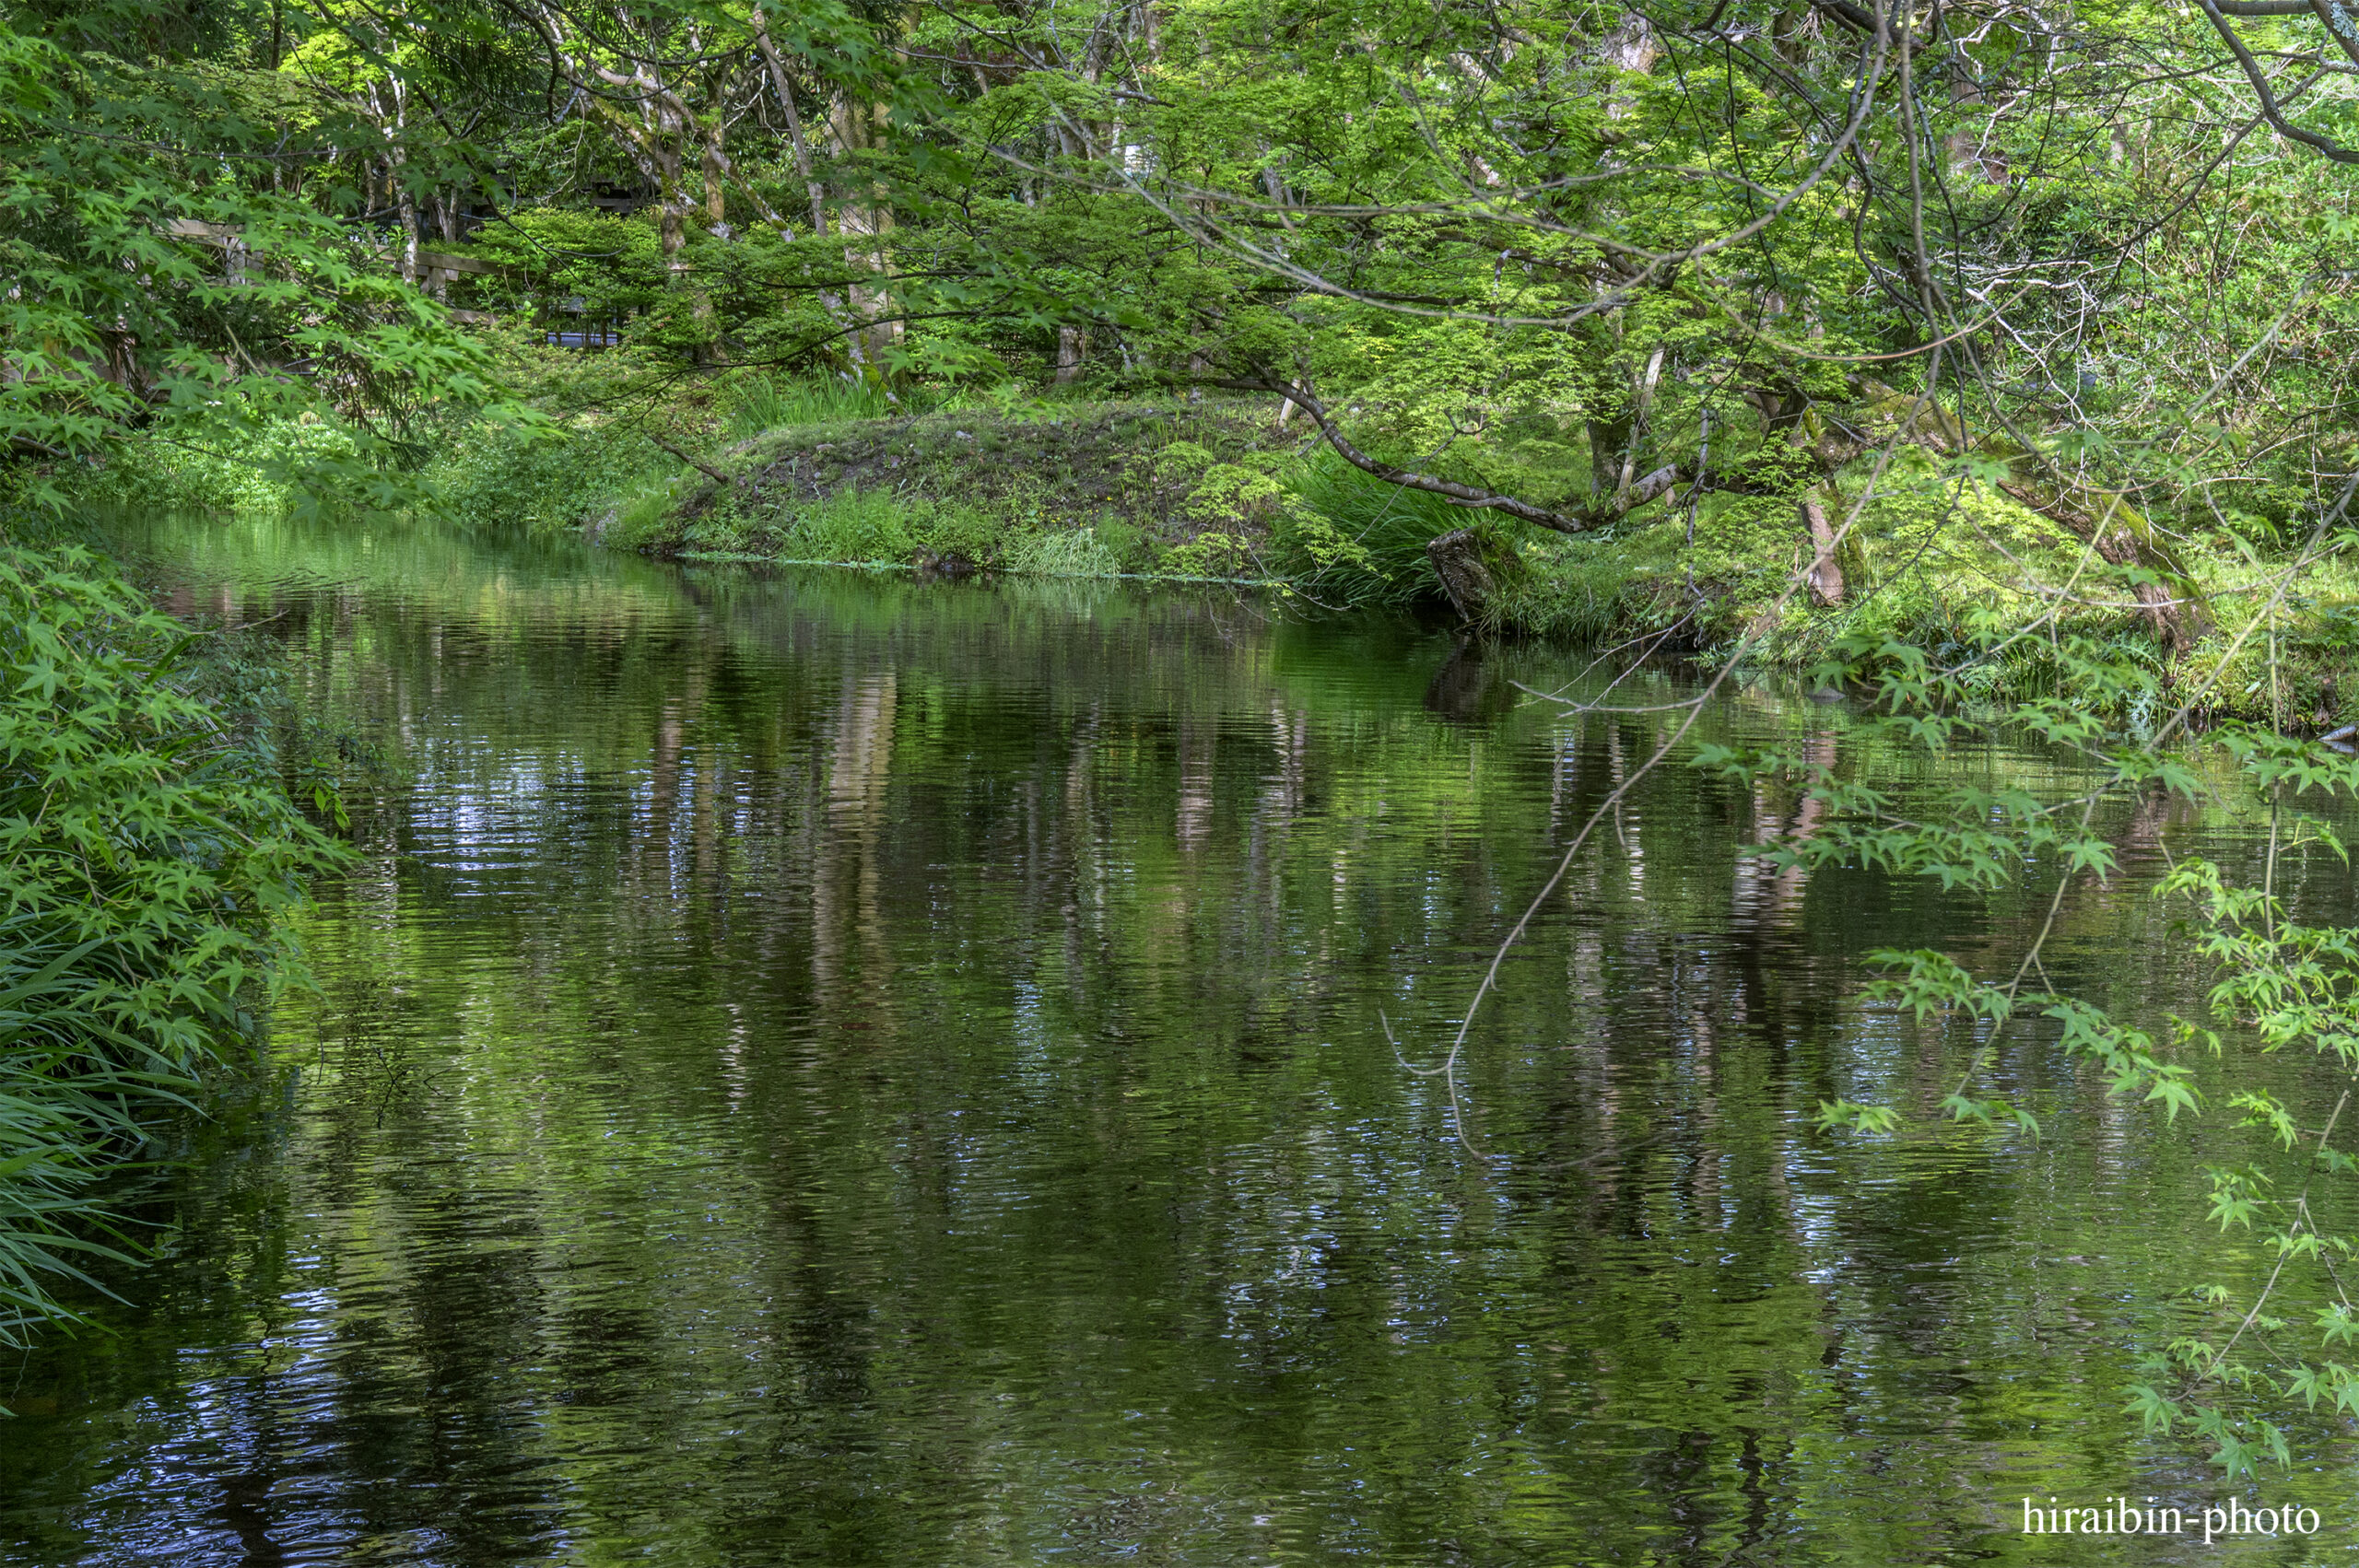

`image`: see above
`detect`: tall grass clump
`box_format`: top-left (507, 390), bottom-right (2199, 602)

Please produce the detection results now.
top-left (0, 548), bottom-right (344, 1355)
top-left (1279, 451), bottom-right (1493, 609)
top-left (724, 373), bottom-right (905, 439)
top-left (774, 487), bottom-right (920, 563)
top-left (1003, 525), bottom-right (1124, 578)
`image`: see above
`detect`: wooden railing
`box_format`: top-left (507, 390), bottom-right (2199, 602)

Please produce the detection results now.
top-left (164, 217), bottom-right (513, 285)
top-left (164, 218), bottom-right (620, 341)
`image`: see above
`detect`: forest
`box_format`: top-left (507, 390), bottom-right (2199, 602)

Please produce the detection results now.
top-left (6, 0), bottom-right (2359, 1557)
top-left (8, 0), bottom-right (2355, 681)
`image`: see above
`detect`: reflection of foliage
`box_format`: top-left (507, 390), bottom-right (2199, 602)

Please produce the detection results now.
top-left (45, 510), bottom-right (2359, 1547)
top-left (1684, 616), bottom-right (2359, 1480)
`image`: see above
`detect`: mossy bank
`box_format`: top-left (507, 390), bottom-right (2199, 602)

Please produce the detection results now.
top-left (602, 400), bottom-right (1320, 580)
top-left (581, 400), bottom-right (2356, 732)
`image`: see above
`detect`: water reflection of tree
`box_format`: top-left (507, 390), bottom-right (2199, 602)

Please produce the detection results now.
top-left (54, 522), bottom-right (2298, 1562)
top-left (814, 671), bottom-right (898, 1020)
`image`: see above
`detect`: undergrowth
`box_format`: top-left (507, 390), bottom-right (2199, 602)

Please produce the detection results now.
top-left (0, 547), bottom-right (346, 1363)
top-left (722, 371), bottom-right (907, 439)
top-left (47, 365), bottom-right (2359, 731)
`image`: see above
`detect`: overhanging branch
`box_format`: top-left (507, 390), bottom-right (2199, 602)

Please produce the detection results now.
top-left (2193, 0), bottom-right (2359, 161)
top-left (1228, 378), bottom-right (1598, 534)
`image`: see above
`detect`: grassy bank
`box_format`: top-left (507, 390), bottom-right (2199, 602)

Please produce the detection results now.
top-left (552, 390), bottom-right (2353, 731)
top-left (0, 543), bottom-right (346, 1361)
top-left (606, 400), bottom-right (1329, 579)
top-left (64, 347), bottom-right (2357, 731)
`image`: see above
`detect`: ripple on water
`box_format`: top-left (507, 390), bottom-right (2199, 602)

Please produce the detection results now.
top-left (0, 513), bottom-right (2343, 1566)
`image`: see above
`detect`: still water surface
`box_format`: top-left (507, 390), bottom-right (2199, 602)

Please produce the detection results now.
top-left (0, 513), bottom-right (2350, 1565)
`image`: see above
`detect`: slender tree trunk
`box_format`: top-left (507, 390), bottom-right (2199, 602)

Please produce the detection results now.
top-left (751, 12), bottom-right (829, 238)
top-left (1802, 494), bottom-right (1847, 605)
top-left (829, 88), bottom-right (898, 371)
top-left (385, 79), bottom-right (418, 285)
top-left (1055, 326), bottom-right (1088, 383)
top-left (701, 122), bottom-right (731, 232)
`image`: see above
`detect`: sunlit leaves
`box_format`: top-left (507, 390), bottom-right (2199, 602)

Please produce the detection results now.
top-left (2205, 1426), bottom-right (2256, 1482)
top-left (1937, 1093), bottom-right (2038, 1134)
top-left (2217, 726), bottom-right (2359, 801)
top-left (1710, 662), bottom-right (2359, 1481)
top-left (2229, 1091), bottom-right (2301, 1150)
top-left (2125, 1383), bottom-right (2177, 1433)
top-left (2317, 1305), bottom-right (2359, 1348)
top-left (1814, 1098), bottom-right (1902, 1134)
top-left (1860, 949), bottom-right (2012, 1025)
top-left (2203, 1166), bottom-right (2271, 1232)
top-left (2144, 1075), bottom-right (2201, 1124)
top-left (0, 548), bottom-right (346, 1346)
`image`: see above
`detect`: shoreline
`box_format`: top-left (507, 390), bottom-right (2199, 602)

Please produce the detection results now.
top-left (72, 397), bottom-right (2359, 732)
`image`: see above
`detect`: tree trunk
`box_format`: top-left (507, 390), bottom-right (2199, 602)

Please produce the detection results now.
top-left (830, 88), bottom-right (898, 370)
top-left (701, 122), bottom-right (731, 233)
top-left (1054, 326), bottom-right (1088, 383)
top-left (752, 12), bottom-right (829, 238)
top-left (1427, 530), bottom-right (1496, 621)
top-left (1588, 410), bottom-right (1634, 502)
top-left (1801, 494), bottom-right (1847, 606)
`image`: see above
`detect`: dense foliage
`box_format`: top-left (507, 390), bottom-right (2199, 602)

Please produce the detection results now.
top-left (8, 0), bottom-right (2357, 662)
top-left (0, 549), bottom-right (344, 1347)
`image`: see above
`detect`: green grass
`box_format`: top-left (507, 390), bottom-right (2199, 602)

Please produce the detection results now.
top-left (780, 487), bottom-right (921, 563)
top-left (1001, 525), bottom-right (1126, 578)
top-left (723, 373), bottom-right (908, 440)
top-left (0, 924), bottom-right (201, 1346)
top-left (1277, 451), bottom-right (1508, 610)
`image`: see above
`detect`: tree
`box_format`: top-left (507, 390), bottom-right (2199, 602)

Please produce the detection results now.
top-left (910, 0), bottom-right (2355, 608)
top-left (0, 1), bottom-right (532, 514)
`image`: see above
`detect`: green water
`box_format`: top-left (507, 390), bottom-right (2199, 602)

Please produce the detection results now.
top-left (1, 513), bottom-right (2352, 1565)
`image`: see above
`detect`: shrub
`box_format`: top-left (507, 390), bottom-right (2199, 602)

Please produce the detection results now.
top-left (427, 416), bottom-right (673, 533)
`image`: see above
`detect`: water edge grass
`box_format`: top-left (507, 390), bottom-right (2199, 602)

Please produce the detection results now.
top-left (0, 547), bottom-right (346, 1366)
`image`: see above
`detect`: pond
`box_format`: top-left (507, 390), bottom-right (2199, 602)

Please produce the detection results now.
top-left (0, 511), bottom-right (2348, 1565)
